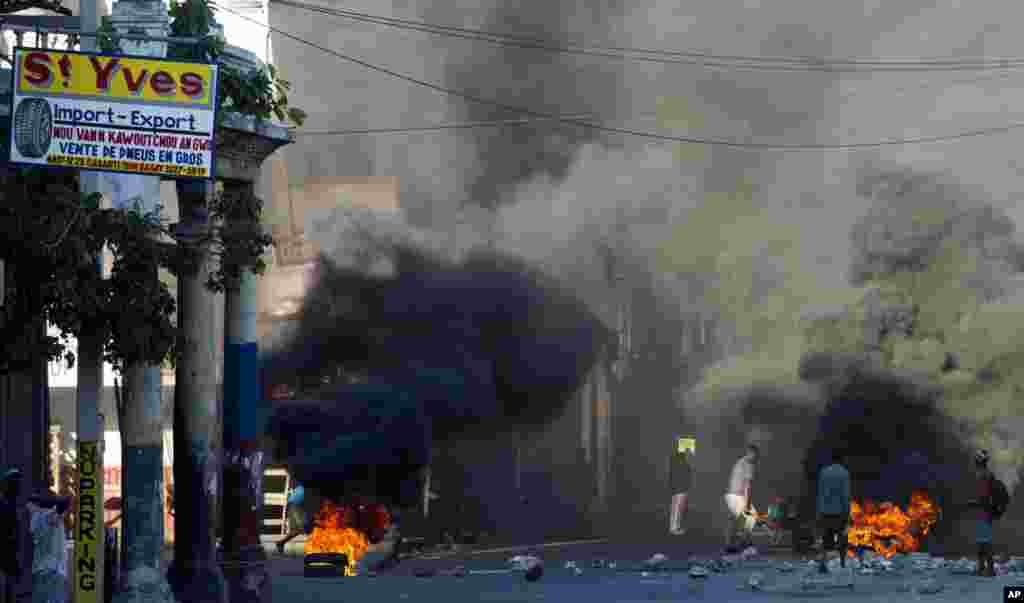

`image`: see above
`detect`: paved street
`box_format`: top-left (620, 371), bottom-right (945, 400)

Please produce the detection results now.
top-left (265, 540), bottom-right (1024, 603)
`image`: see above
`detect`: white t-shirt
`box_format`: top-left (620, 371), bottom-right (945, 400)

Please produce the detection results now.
top-left (27, 503), bottom-right (66, 576)
top-left (727, 457), bottom-right (756, 497)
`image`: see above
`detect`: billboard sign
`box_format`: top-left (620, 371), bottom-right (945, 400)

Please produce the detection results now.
top-left (8, 48), bottom-right (218, 179)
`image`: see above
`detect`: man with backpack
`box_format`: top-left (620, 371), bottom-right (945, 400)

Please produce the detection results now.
top-left (968, 449), bottom-right (1010, 577)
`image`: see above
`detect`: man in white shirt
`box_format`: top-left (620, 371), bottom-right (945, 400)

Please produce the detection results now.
top-left (724, 444), bottom-right (759, 551)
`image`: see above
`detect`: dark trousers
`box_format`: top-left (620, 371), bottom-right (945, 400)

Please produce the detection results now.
top-left (819, 514), bottom-right (849, 561)
top-left (1, 573), bottom-right (15, 603)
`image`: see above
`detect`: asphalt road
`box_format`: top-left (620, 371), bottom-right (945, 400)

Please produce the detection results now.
top-left (267, 540), bottom-right (1023, 603)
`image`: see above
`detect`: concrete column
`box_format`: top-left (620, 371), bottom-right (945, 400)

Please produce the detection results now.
top-left (104, 2), bottom-right (176, 600)
top-left (220, 179), bottom-right (269, 603)
top-left (167, 180), bottom-right (227, 603)
top-left (205, 46), bottom-right (291, 603)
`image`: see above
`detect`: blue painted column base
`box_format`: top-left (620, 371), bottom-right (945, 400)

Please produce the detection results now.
top-left (122, 445), bottom-right (165, 569)
top-left (167, 443), bottom-right (226, 603)
top-left (223, 336), bottom-right (268, 603)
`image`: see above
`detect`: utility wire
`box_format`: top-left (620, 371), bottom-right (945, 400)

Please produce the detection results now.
top-left (269, 0), bottom-right (1024, 73)
top-left (297, 115), bottom-right (596, 136)
top-left (211, 2), bottom-right (1024, 151)
top-left (298, 70), bottom-right (1024, 136)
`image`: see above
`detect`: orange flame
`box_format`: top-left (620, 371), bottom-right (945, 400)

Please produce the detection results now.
top-left (304, 501), bottom-right (371, 576)
top-left (846, 491), bottom-right (940, 558)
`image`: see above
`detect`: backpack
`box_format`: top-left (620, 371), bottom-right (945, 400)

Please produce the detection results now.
top-left (989, 476), bottom-right (1010, 519)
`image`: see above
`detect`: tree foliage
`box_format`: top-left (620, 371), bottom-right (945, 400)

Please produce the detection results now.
top-left (0, 0), bottom-right (286, 375)
top-left (166, 0), bottom-right (307, 126)
top-left (0, 168), bottom-right (177, 373)
top-left (205, 189), bottom-right (275, 292)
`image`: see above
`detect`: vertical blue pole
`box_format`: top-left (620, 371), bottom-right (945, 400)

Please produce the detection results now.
top-left (221, 180), bottom-right (269, 603)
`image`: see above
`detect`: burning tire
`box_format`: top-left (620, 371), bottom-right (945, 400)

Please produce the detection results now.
top-left (304, 552), bottom-right (349, 578)
top-left (13, 98), bottom-right (53, 159)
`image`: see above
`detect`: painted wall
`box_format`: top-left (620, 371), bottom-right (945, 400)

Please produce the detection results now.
top-left (256, 174), bottom-right (401, 337)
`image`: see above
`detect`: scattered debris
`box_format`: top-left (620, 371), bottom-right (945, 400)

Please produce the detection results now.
top-left (746, 571), bottom-right (765, 591)
top-left (709, 557), bottom-right (737, 573)
top-left (507, 555), bottom-right (544, 581)
top-left (645, 553), bottom-right (668, 569)
top-left (525, 563), bottom-right (545, 582)
top-left (915, 578), bottom-right (944, 595)
top-left (438, 565), bottom-right (467, 578)
top-left (591, 559), bottom-right (605, 569)
top-left (948, 558), bottom-right (977, 575)
top-left (801, 574), bottom-right (827, 590)
top-left (777, 562), bottom-right (796, 573)
top-left (509, 556), bottom-right (542, 571)
top-left (564, 561), bottom-right (577, 570)
top-left (799, 566), bottom-right (854, 591)
top-left (572, 567), bottom-right (583, 576)
top-left (688, 565), bottom-right (710, 579)
top-left (608, 561), bottom-right (617, 570)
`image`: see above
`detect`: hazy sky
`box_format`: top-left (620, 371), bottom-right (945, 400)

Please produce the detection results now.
top-left (258, 0), bottom-right (1024, 501)
top-left (266, 0), bottom-right (1024, 273)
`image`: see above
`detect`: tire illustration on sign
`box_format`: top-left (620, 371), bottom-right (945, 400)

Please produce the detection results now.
top-left (13, 98), bottom-right (53, 159)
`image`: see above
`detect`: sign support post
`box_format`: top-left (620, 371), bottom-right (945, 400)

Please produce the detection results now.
top-left (75, 0), bottom-right (104, 600)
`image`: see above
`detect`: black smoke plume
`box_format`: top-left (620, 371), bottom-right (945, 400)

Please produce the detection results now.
top-left (261, 245), bottom-right (609, 505)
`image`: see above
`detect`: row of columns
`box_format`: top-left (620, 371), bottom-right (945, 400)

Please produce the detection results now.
top-left (94, 4), bottom-right (291, 602)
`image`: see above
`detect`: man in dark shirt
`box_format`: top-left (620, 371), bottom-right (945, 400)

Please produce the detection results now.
top-left (968, 449), bottom-right (996, 577)
top-left (816, 449), bottom-right (851, 573)
top-left (0, 468), bottom-right (23, 603)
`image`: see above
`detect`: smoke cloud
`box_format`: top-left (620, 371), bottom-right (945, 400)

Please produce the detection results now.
top-left (265, 0), bottom-right (1024, 537)
top-left (262, 211), bottom-right (608, 504)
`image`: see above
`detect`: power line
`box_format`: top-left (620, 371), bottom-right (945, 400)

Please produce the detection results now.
top-left (300, 71), bottom-right (1024, 137)
top-left (269, 0), bottom-right (1024, 73)
top-left (297, 114), bottom-right (596, 136)
top-left (210, 2), bottom-right (1024, 151)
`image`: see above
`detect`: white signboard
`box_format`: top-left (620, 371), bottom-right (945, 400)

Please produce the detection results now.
top-left (9, 48), bottom-right (218, 179)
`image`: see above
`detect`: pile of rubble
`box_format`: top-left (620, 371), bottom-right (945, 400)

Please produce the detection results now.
top-left (856, 552), bottom-right (1024, 577)
top-left (483, 549), bottom-right (1024, 593)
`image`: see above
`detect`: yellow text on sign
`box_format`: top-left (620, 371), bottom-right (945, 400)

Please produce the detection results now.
top-left (17, 49), bottom-right (215, 107)
top-left (75, 440), bottom-right (100, 603)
